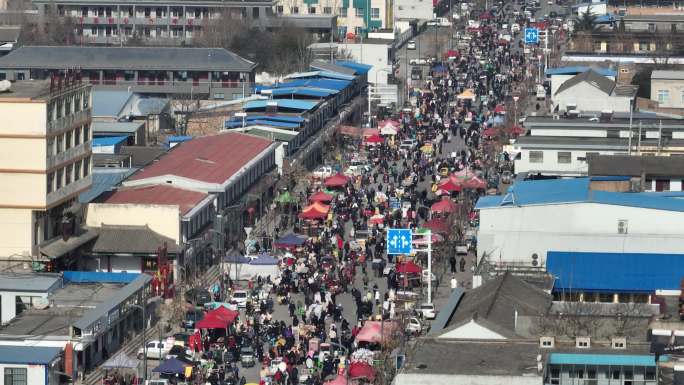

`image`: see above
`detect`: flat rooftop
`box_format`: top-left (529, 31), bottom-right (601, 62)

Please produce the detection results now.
top-left (0, 282), bottom-right (124, 336)
top-left (0, 80), bottom-right (50, 100)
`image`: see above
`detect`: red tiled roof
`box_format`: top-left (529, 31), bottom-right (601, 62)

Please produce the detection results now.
top-left (131, 132), bottom-right (273, 184)
top-left (102, 185), bottom-right (208, 215)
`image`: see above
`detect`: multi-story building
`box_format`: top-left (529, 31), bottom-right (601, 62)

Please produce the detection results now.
top-left (274, 0), bottom-right (389, 36)
top-left (0, 46), bottom-right (257, 99)
top-left (0, 79), bottom-right (92, 265)
top-left (33, 0), bottom-right (276, 45)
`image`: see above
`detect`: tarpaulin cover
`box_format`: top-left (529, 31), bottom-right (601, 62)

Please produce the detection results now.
top-left (274, 233), bottom-right (307, 248)
top-left (395, 261), bottom-right (422, 274)
top-left (431, 198), bottom-right (457, 213)
top-left (437, 180), bottom-right (462, 192)
top-left (354, 321), bottom-right (398, 344)
top-left (362, 128), bottom-right (380, 137)
top-left (249, 254), bottom-right (279, 265)
top-left (349, 362), bottom-right (376, 380)
top-left (300, 202), bottom-right (331, 219)
top-left (310, 191), bottom-right (334, 202)
top-left (365, 134), bottom-right (384, 144)
top-left (463, 176), bottom-right (487, 189)
top-left (152, 358), bottom-right (189, 374)
top-left (324, 173), bottom-right (350, 188)
top-left (101, 352), bottom-right (138, 369)
top-left (206, 306), bottom-right (239, 323)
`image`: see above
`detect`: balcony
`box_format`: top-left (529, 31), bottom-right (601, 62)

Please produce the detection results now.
top-left (46, 174), bottom-right (93, 209)
top-left (47, 109), bottom-right (91, 137)
top-left (47, 142), bottom-right (92, 171)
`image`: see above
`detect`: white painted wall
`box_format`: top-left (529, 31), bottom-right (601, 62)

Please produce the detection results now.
top-left (530, 128), bottom-right (606, 137)
top-left (513, 148), bottom-right (621, 176)
top-left (85, 203), bottom-right (181, 243)
top-left (477, 202), bottom-right (684, 265)
top-left (338, 42), bottom-right (392, 84)
top-left (554, 82), bottom-right (631, 113)
top-left (396, 373), bottom-right (542, 385)
top-left (437, 320), bottom-right (507, 340)
top-left (395, 0), bottom-right (433, 20)
top-left (0, 362), bottom-right (54, 385)
top-left (650, 78), bottom-right (684, 109)
top-left (0, 290), bottom-right (50, 324)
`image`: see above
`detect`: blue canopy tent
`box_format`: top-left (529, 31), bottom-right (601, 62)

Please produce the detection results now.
top-left (249, 254), bottom-right (279, 265)
top-left (152, 358), bottom-right (189, 375)
top-left (274, 233), bottom-right (307, 249)
top-left (224, 254), bottom-right (250, 264)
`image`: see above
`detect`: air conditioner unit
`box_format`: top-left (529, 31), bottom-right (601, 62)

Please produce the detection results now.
top-left (612, 337), bottom-right (627, 349)
top-left (576, 336), bottom-right (591, 349)
top-left (540, 336), bottom-right (555, 348)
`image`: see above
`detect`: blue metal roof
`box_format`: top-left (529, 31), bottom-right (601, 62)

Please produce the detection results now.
top-left (168, 135), bottom-right (193, 143)
top-left (278, 78), bottom-right (351, 91)
top-left (286, 70), bottom-right (355, 81)
top-left (336, 60), bottom-right (372, 74)
top-left (224, 119), bottom-right (301, 129)
top-left (547, 251), bottom-right (684, 293)
top-left (268, 87), bottom-right (338, 98)
top-left (63, 270), bottom-right (141, 284)
top-left (545, 66), bottom-right (617, 77)
top-left (244, 99), bottom-right (318, 111)
top-left (475, 177), bottom-right (684, 212)
top-left (548, 353), bottom-right (655, 367)
top-left (79, 168), bottom-right (136, 203)
top-left (92, 136), bottom-right (128, 147)
top-left (245, 115), bottom-right (306, 123)
top-left (0, 346), bottom-right (62, 365)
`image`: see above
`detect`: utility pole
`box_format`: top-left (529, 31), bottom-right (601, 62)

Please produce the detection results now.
top-left (638, 121), bottom-right (642, 155)
top-left (628, 100), bottom-right (633, 155)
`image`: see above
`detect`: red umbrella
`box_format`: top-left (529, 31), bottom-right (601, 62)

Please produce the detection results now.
top-left (349, 362), bottom-right (376, 380)
top-left (494, 104), bottom-right (506, 114)
top-left (482, 127), bottom-right (498, 137)
top-left (299, 202), bottom-right (330, 219)
top-left (437, 179), bottom-right (462, 193)
top-left (422, 218), bottom-right (451, 234)
top-left (365, 134), bottom-right (384, 144)
top-left (310, 190), bottom-right (333, 202)
top-left (510, 125), bottom-right (524, 135)
top-left (324, 173), bottom-right (350, 188)
top-left (463, 176), bottom-right (487, 190)
top-left (431, 198), bottom-right (457, 213)
top-left (396, 261), bottom-right (422, 274)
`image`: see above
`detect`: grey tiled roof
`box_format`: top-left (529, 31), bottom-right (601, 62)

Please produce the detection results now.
top-left (0, 46), bottom-right (256, 72)
top-left (91, 225), bottom-right (179, 254)
top-left (555, 69), bottom-right (615, 96)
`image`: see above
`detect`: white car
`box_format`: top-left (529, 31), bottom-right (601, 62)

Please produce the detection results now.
top-left (417, 303), bottom-right (437, 320)
top-left (409, 58), bottom-right (428, 65)
top-left (407, 40), bottom-right (416, 50)
top-left (312, 165), bottom-right (334, 179)
top-left (406, 317), bottom-right (423, 334)
top-left (421, 269), bottom-right (437, 283)
top-left (427, 17), bottom-right (452, 27)
top-left (137, 340), bottom-right (171, 360)
top-left (344, 164), bottom-right (371, 176)
top-left (511, 23), bottom-right (520, 32)
top-left (230, 290), bottom-right (249, 308)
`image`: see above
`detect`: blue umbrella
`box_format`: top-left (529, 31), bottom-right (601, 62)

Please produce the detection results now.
top-left (152, 358), bottom-right (188, 375)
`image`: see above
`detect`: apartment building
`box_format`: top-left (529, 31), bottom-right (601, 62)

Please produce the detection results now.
top-left (34, 0), bottom-right (276, 45)
top-left (275, 0), bottom-right (388, 35)
top-left (0, 79), bottom-right (92, 264)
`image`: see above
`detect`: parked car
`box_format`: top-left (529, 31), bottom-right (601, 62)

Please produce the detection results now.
top-left (400, 139), bottom-right (418, 151)
top-left (240, 346), bottom-right (256, 367)
top-left (417, 303), bottom-right (437, 320)
top-left (182, 310), bottom-right (203, 330)
top-left (230, 290), bottom-right (250, 308)
top-left (185, 288), bottom-right (212, 307)
top-left (427, 17), bottom-right (452, 27)
top-left (409, 58), bottom-right (428, 65)
top-left (137, 340), bottom-right (171, 360)
top-left (406, 317), bottom-right (423, 334)
top-left (312, 165), bottom-right (334, 179)
top-left (407, 40), bottom-right (416, 50)
top-left (421, 269), bottom-right (437, 284)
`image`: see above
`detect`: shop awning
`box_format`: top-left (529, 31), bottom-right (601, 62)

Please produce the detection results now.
top-left (324, 173), bottom-right (350, 188)
top-left (39, 229), bottom-right (99, 259)
top-left (309, 190), bottom-right (334, 202)
top-left (431, 198), bottom-right (458, 213)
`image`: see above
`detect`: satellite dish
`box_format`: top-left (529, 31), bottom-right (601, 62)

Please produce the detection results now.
top-left (0, 80), bottom-right (11, 92)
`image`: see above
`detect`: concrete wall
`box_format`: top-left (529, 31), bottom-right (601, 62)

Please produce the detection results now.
top-left (0, 102), bottom-right (46, 136)
top-left (395, 0), bottom-right (433, 20)
top-left (0, 290), bottom-right (50, 324)
top-left (477, 202), bottom-right (684, 265)
top-left (0, 209), bottom-right (33, 258)
top-left (651, 78), bottom-right (684, 109)
top-left (396, 373), bottom-right (543, 385)
top-left (437, 320), bottom-right (507, 340)
top-left (85, 203), bottom-right (181, 243)
top-left (554, 82), bottom-right (631, 113)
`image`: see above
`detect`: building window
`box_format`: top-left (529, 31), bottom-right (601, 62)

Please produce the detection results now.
top-left (681, 90), bottom-right (684, 103)
top-left (618, 219), bottom-right (628, 234)
top-left (81, 7), bottom-right (88, 16)
top-left (47, 137), bottom-right (55, 156)
top-left (339, 7), bottom-right (347, 16)
top-left (74, 161), bottom-right (81, 181)
top-left (83, 124), bottom-right (90, 142)
top-left (639, 41), bottom-right (648, 51)
top-left (56, 168), bottom-right (63, 190)
top-left (74, 128), bottom-right (81, 146)
top-left (557, 151), bottom-right (571, 164)
top-left (308, 6), bottom-right (316, 13)
top-left (47, 172), bottom-right (54, 193)
top-left (657, 89), bottom-right (670, 103)
top-left (355, 7), bottom-right (364, 17)
top-left (65, 163), bottom-right (73, 185)
top-left (549, 368), bottom-right (560, 385)
top-left (4, 367), bottom-right (27, 385)
top-left (291, 6), bottom-right (299, 13)
top-left (371, 7), bottom-right (380, 18)
top-left (323, 6), bottom-right (332, 13)
top-left (83, 156), bottom-right (90, 177)
top-left (65, 130), bottom-right (72, 150)
top-left (529, 151), bottom-right (543, 163)
top-left (276, 5), bottom-right (283, 14)
top-left (56, 134), bottom-right (64, 154)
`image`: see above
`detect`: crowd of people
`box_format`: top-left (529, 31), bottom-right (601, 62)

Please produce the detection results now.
top-left (138, 6), bottom-right (528, 385)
